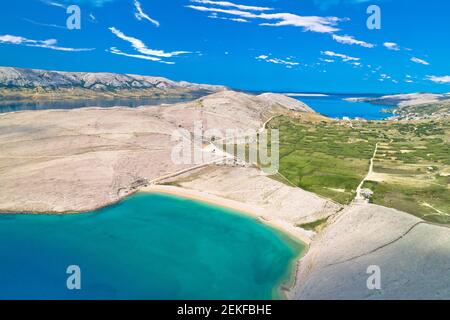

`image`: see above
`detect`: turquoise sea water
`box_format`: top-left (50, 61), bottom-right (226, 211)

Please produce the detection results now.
top-left (0, 193), bottom-right (303, 300)
top-left (0, 94), bottom-right (391, 120)
top-left (0, 97), bottom-right (195, 113)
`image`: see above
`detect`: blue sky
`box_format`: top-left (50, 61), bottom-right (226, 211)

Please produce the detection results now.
top-left (0, 0), bottom-right (449, 93)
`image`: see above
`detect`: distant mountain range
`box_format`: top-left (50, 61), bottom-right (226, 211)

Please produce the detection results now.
top-left (0, 66), bottom-right (227, 100)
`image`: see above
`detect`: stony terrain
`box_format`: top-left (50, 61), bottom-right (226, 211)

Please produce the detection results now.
top-left (1, 88), bottom-right (449, 299)
top-left (293, 203), bottom-right (450, 299)
top-left (0, 90), bottom-right (312, 213)
top-left (160, 165), bottom-right (341, 226)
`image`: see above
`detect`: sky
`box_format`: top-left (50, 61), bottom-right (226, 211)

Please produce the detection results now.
top-left (0, 0), bottom-right (449, 93)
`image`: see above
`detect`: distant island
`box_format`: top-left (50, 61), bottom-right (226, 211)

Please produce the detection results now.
top-left (346, 93), bottom-right (450, 120)
top-left (0, 66), bottom-right (227, 103)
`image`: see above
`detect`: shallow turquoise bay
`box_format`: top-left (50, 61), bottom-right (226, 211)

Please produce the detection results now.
top-left (0, 193), bottom-right (304, 299)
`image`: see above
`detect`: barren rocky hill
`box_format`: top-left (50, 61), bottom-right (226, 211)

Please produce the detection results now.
top-left (0, 90), bottom-right (313, 213)
top-left (0, 66), bottom-right (227, 102)
top-left (0, 66), bottom-right (226, 91)
top-left (293, 203), bottom-right (450, 299)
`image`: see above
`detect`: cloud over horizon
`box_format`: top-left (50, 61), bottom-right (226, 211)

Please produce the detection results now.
top-left (208, 12), bottom-right (248, 22)
top-left (426, 75), bottom-right (450, 84)
top-left (313, 0), bottom-right (374, 10)
top-left (134, 0), bottom-right (160, 27)
top-left (59, 0), bottom-right (115, 7)
top-left (190, 0), bottom-right (272, 11)
top-left (332, 34), bottom-right (374, 48)
top-left (256, 54), bottom-right (300, 68)
top-left (108, 27), bottom-right (191, 64)
top-left (322, 50), bottom-right (360, 62)
top-left (383, 42), bottom-right (400, 51)
top-left (0, 34), bottom-right (94, 52)
top-left (187, 0), bottom-right (342, 33)
top-left (109, 47), bottom-right (174, 64)
top-left (411, 57), bottom-right (430, 65)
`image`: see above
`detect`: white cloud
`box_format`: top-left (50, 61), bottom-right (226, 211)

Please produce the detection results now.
top-left (0, 34), bottom-right (94, 52)
top-left (378, 74), bottom-right (395, 82)
top-left (108, 47), bottom-right (174, 64)
top-left (208, 12), bottom-right (248, 22)
top-left (314, 0), bottom-right (372, 10)
top-left (187, 6), bottom-right (255, 18)
top-left (229, 18), bottom-right (248, 22)
top-left (411, 57), bottom-right (430, 65)
top-left (59, 0), bottom-right (115, 7)
top-left (134, 0), bottom-right (160, 27)
top-left (258, 13), bottom-right (341, 33)
top-left (109, 27), bottom-right (190, 58)
top-left (23, 18), bottom-right (66, 29)
top-left (43, 0), bottom-right (114, 7)
top-left (321, 50), bottom-right (359, 62)
top-left (0, 35), bottom-right (33, 45)
top-left (332, 34), bottom-right (374, 48)
top-left (426, 75), bottom-right (450, 84)
top-left (108, 27), bottom-right (192, 64)
top-left (187, 5), bottom-right (341, 33)
top-left (383, 42), bottom-right (400, 51)
top-left (256, 54), bottom-right (300, 67)
top-left (190, 0), bottom-right (272, 11)
top-left (40, 0), bottom-right (66, 8)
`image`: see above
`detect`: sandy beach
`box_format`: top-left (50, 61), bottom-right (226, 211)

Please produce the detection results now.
top-left (142, 184), bottom-right (312, 300)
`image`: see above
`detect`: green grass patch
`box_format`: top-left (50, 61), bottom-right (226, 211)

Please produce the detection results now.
top-left (297, 217), bottom-right (329, 232)
top-left (268, 116), bottom-right (449, 224)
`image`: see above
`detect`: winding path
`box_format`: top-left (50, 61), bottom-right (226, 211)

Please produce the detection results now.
top-left (355, 142), bottom-right (378, 202)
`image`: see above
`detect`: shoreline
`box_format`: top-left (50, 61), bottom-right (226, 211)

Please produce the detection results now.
top-left (0, 183), bottom-right (311, 300)
top-left (140, 185), bottom-right (311, 301)
top-left (140, 185), bottom-right (313, 245)
top-left (1, 180), bottom-right (315, 300)
top-left (0, 184), bottom-right (315, 246)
